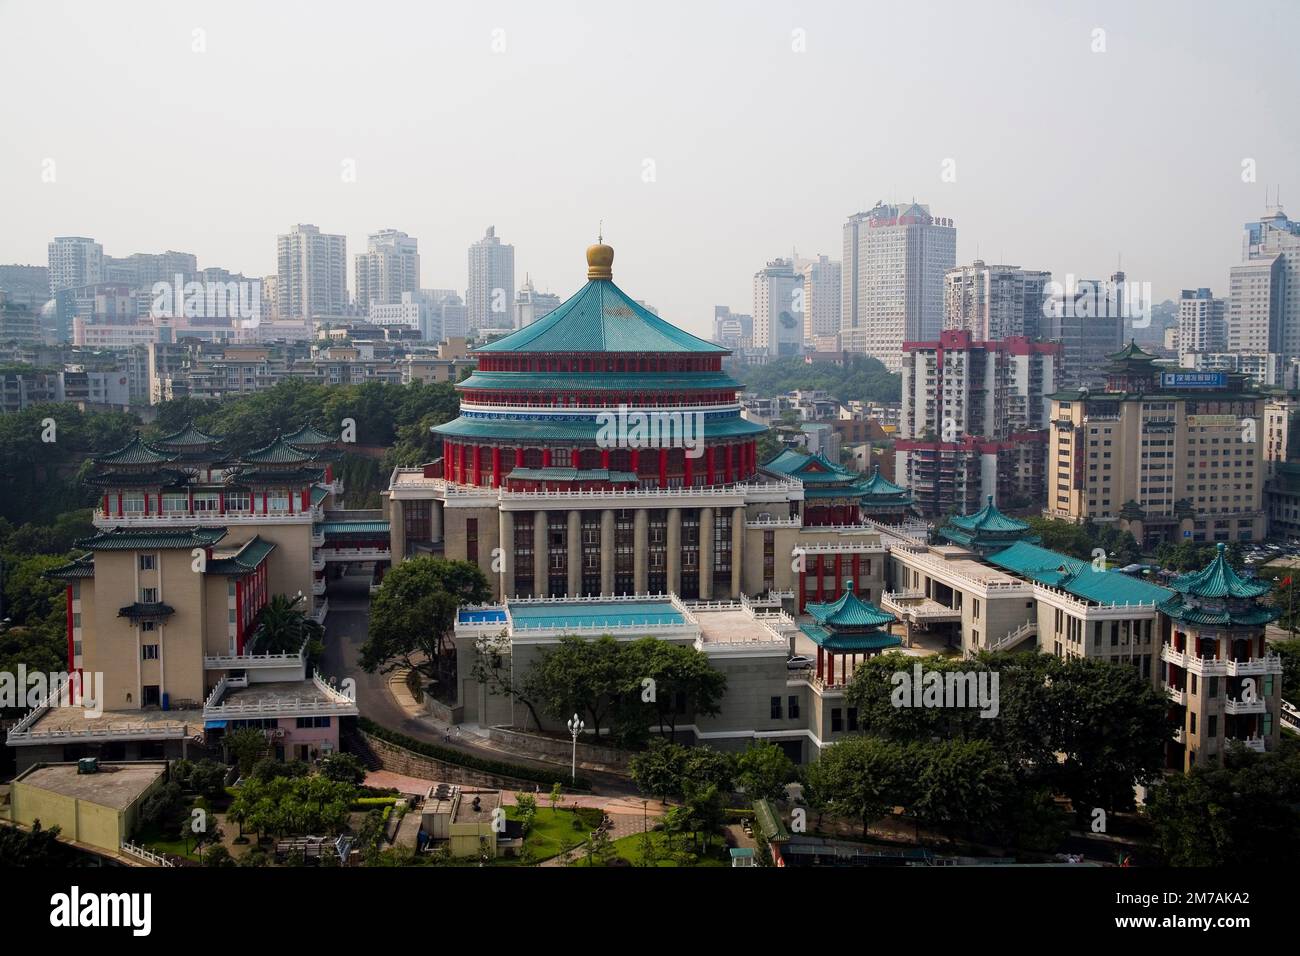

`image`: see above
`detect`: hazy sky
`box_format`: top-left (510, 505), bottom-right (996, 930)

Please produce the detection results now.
top-left (2, 0), bottom-right (1297, 337)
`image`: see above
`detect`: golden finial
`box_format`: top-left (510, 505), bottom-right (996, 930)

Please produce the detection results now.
top-left (586, 226), bottom-right (613, 280)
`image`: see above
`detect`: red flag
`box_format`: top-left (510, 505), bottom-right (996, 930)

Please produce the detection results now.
top-left (1283, 577), bottom-right (1293, 587)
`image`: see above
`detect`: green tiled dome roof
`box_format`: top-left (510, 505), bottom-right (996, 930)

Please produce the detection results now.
top-left (1166, 543), bottom-right (1270, 599)
top-left (474, 278), bottom-right (726, 354)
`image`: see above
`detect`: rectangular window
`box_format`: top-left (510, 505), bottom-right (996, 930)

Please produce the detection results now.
top-left (139, 554), bottom-right (155, 571)
top-left (831, 709), bottom-right (843, 733)
top-left (142, 644), bottom-right (159, 660)
top-left (140, 587), bottom-right (158, 603)
top-left (770, 696), bottom-right (782, 720)
top-left (295, 716), bottom-right (331, 729)
top-left (788, 695), bottom-right (800, 720)
top-left (141, 620), bottom-right (156, 632)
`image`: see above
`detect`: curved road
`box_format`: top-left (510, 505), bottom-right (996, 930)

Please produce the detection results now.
top-left (318, 570), bottom-right (638, 796)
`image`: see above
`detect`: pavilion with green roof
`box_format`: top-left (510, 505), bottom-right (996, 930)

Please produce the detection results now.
top-left (1159, 543), bottom-right (1279, 636)
top-left (763, 450), bottom-right (916, 526)
top-left (939, 495), bottom-right (1039, 556)
top-left (800, 580), bottom-right (901, 686)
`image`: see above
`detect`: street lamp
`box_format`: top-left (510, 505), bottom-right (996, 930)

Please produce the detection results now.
top-left (567, 713), bottom-right (584, 783)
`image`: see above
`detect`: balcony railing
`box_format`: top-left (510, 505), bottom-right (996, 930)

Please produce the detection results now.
top-left (1167, 686), bottom-right (1187, 705)
top-left (318, 545), bottom-right (391, 561)
top-left (1224, 697), bottom-right (1267, 715)
top-left (204, 638), bottom-right (308, 670)
top-left (95, 507), bottom-right (321, 527)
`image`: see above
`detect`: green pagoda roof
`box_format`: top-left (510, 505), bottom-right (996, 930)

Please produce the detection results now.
top-left (1107, 339), bottom-right (1156, 364)
top-left (320, 520), bottom-right (391, 537)
top-left (805, 587), bottom-right (896, 629)
top-left (206, 537), bottom-right (276, 577)
top-left (282, 423), bottom-right (338, 446)
top-left (1166, 543), bottom-right (1270, 599)
top-left (798, 624), bottom-right (904, 652)
top-left (45, 554), bottom-right (95, 580)
top-left (474, 278), bottom-right (726, 354)
top-left (860, 465), bottom-right (908, 498)
top-left (154, 421), bottom-right (223, 447)
top-left (227, 466), bottom-right (326, 485)
top-left (947, 496), bottom-right (1031, 534)
top-left (434, 413), bottom-right (766, 442)
top-left (75, 526), bottom-right (228, 550)
top-left (241, 435), bottom-right (315, 465)
top-left (989, 541), bottom-right (1171, 606)
top-left (117, 601), bottom-right (175, 620)
top-left (1156, 598), bottom-right (1279, 628)
top-left (94, 433), bottom-right (177, 466)
top-left (764, 449), bottom-right (857, 483)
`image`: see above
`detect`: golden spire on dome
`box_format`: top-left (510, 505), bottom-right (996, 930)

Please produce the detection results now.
top-left (587, 223), bottom-right (613, 280)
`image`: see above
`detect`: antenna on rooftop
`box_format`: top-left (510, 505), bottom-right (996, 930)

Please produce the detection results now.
top-left (598, 219), bottom-right (603, 244)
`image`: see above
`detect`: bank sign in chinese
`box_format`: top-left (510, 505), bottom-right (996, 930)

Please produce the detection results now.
top-left (1161, 371), bottom-right (1226, 389)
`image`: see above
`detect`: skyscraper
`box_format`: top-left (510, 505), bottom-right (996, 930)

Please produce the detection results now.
top-left (1228, 207), bottom-right (1300, 358)
top-left (276, 224), bottom-right (348, 318)
top-left (354, 229), bottom-right (420, 316)
top-left (752, 258), bottom-right (802, 357)
top-left (467, 226), bottom-right (515, 333)
top-left (944, 261), bottom-right (1051, 341)
top-left (47, 236), bottom-right (104, 294)
top-left (1042, 272), bottom-right (1127, 388)
top-left (799, 255), bottom-right (842, 344)
top-left (841, 202), bottom-right (955, 371)
top-left (1176, 287), bottom-right (1227, 354)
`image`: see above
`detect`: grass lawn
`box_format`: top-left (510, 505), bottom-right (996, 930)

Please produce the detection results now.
top-left (134, 821), bottom-right (205, 862)
top-left (504, 805), bottom-right (602, 863)
top-left (570, 830), bottom-right (730, 867)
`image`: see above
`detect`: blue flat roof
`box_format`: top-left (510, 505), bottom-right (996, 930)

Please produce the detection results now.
top-left (507, 600), bottom-right (684, 630)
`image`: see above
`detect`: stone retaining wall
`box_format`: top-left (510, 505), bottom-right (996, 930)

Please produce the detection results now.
top-left (360, 731), bottom-right (551, 790)
top-left (487, 726), bottom-right (634, 771)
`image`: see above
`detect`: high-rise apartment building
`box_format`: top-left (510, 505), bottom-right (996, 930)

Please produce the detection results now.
top-left (276, 224), bottom-right (348, 319)
top-left (753, 258), bottom-right (802, 357)
top-left (799, 255), bottom-right (842, 343)
top-left (1227, 207), bottom-right (1300, 361)
top-left (944, 261), bottom-right (1051, 341)
top-left (103, 251), bottom-right (198, 289)
top-left (896, 330), bottom-right (1060, 515)
top-left (841, 202), bottom-right (955, 370)
top-left (47, 237), bottom-right (104, 294)
top-left (467, 226), bottom-right (515, 332)
top-left (354, 229), bottom-right (420, 316)
top-left (1176, 287), bottom-right (1227, 354)
top-left (712, 306), bottom-right (753, 350)
top-left (1045, 342), bottom-right (1265, 547)
top-left (1042, 272), bottom-right (1127, 388)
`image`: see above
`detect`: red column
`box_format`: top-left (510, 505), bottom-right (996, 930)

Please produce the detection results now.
top-left (144, 493), bottom-right (150, 516)
top-left (301, 489), bottom-right (309, 509)
top-left (724, 445), bottom-right (733, 484)
top-left (235, 579), bottom-right (244, 653)
top-left (515, 447), bottom-right (524, 468)
top-left (684, 454), bottom-right (693, 486)
top-left (65, 586), bottom-right (74, 670)
top-left (542, 448), bottom-right (552, 468)
top-left (816, 555), bottom-right (826, 601)
top-left (101, 494), bottom-right (108, 516)
top-left (117, 493), bottom-right (123, 517)
top-left (288, 489), bottom-right (295, 514)
top-left (658, 448), bottom-right (668, 488)
top-left (834, 553), bottom-right (842, 590)
top-left (262, 492), bottom-right (268, 514)
top-left (571, 448), bottom-right (580, 469)
top-left (706, 446), bottom-right (716, 485)
top-left (492, 447), bottom-right (502, 488)
top-left (816, 647), bottom-right (824, 683)
top-left (630, 448), bottom-right (639, 475)
top-left (601, 449), bottom-right (610, 469)
top-left (799, 569), bottom-right (806, 613)
top-left (852, 553), bottom-right (861, 593)
top-left (188, 489), bottom-right (194, 514)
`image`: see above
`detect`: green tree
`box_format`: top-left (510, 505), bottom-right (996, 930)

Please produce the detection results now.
top-left (803, 736), bottom-right (909, 839)
top-left (524, 635), bottom-right (624, 740)
top-left (1145, 744), bottom-right (1300, 866)
top-left (360, 557), bottom-right (491, 687)
top-left (320, 752), bottom-right (366, 785)
top-left (250, 593), bottom-right (323, 656)
top-left (735, 740), bottom-right (796, 803)
top-left (225, 727), bottom-right (269, 777)
top-left (623, 637), bottom-right (727, 739)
